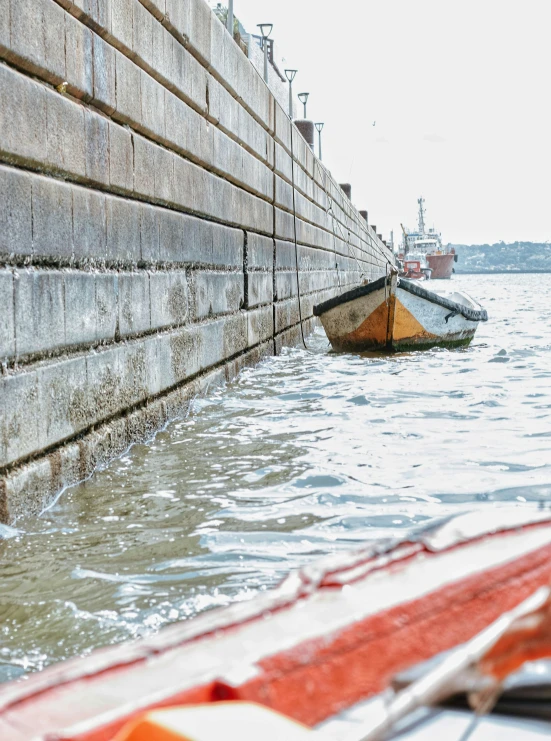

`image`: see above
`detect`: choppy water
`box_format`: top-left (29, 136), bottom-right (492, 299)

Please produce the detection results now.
top-left (1, 273), bottom-right (550, 682)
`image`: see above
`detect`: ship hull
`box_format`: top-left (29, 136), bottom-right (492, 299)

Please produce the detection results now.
top-left (313, 275), bottom-right (487, 352)
top-left (426, 252), bottom-right (455, 279)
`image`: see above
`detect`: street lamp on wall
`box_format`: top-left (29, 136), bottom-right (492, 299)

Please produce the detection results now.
top-left (314, 122), bottom-right (324, 161)
top-left (257, 23), bottom-right (273, 84)
top-left (284, 69), bottom-right (297, 118)
top-left (226, 0), bottom-right (233, 36)
top-left (298, 92), bottom-right (309, 119)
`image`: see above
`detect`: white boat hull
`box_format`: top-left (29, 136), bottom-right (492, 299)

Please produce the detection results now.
top-left (313, 274), bottom-right (488, 352)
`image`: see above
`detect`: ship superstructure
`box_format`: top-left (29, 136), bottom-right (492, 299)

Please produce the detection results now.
top-left (399, 198), bottom-right (457, 279)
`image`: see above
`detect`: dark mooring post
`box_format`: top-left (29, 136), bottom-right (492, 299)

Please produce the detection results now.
top-left (359, 210), bottom-right (368, 222)
top-left (340, 183), bottom-right (352, 200)
top-left (294, 120), bottom-right (315, 151)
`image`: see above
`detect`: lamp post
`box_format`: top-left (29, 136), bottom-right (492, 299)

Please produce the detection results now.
top-left (226, 0), bottom-right (233, 36)
top-left (314, 122), bottom-right (324, 161)
top-left (298, 92), bottom-right (309, 119)
top-left (284, 69), bottom-right (297, 118)
top-left (257, 23), bottom-right (273, 84)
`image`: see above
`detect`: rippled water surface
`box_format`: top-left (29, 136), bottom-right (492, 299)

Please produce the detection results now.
top-left (1, 274), bottom-right (551, 681)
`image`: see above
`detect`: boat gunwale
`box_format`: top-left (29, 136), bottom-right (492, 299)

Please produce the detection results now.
top-left (313, 276), bottom-right (488, 323)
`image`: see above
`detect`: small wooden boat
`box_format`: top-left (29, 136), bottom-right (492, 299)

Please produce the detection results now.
top-left (313, 272), bottom-right (488, 352)
top-left (1, 508), bottom-right (551, 740)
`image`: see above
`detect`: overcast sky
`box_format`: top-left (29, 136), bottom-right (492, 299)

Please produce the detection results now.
top-left (214, 0), bottom-right (550, 245)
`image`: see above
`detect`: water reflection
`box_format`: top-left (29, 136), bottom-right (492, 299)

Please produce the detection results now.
top-left (1, 274), bottom-right (550, 677)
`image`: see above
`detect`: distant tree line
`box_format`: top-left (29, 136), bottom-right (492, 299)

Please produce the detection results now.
top-left (450, 241), bottom-right (551, 273)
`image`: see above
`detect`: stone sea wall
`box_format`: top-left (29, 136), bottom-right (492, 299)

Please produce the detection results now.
top-left (0, 0), bottom-right (394, 523)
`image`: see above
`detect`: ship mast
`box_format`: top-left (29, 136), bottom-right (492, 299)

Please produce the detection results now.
top-left (417, 197), bottom-right (426, 236)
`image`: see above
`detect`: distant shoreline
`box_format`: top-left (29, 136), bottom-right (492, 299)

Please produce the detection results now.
top-left (454, 269), bottom-right (551, 275)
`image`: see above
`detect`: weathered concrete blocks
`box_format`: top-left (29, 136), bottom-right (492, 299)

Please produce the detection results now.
top-left (190, 271), bottom-right (244, 320)
top-left (0, 370), bottom-right (42, 467)
top-left (106, 197), bottom-right (141, 264)
top-left (0, 63), bottom-right (48, 167)
top-left (247, 305), bottom-right (273, 346)
top-left (46, 90), bottom-right (86, 177)
top-left (114, 48), bottom-right (142, 125)
top-left (92, 35), bottom-right (116, 114)
top-left (149, 271), bottom-right (188, 329)
top-left (84, 109), bottom-right (109, 184)
top-left (65, 10), bottom-right (93, 99)
top-left (117, 271), bottom-right (151, 336)
top-left (73, 186), bottom-right (107, 262)
top-left (109, 122), bottom-right (134, 193)
top-left (7, 0), bottom-right (66, 84)
top-left (0, 166), bottom-right (33, 260)
top-left (96, 272), bottom-right (118, 340)
top-left (32, 176), bottom-right (74, 262)
top-left (13, 270), bottom-right (65, 357)
top-left (109, 0), bottom-right (134, 54)
top-left (0, 272), bottom-right (15, 362)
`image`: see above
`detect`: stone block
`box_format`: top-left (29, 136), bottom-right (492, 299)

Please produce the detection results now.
top-left (8, 0), bottom-right (45, 78)
top-left (247, 305), bottom-right (273, 346)
top-left (0, 271), bottom-right (15, 362)
top-left (65, 11), bottom-right (93, 99)
top-left (247, 233), bottom-right (273, 269)
top-left (64, 270), bottom-right (98, 347)
top-left (158, 324), bottom-right (200, 389)
top-left (133, 133), bottom-right (156, 198)
top-left (0, 166), bottom-right (33, 259)
top-left (133, 0), bottom-right (153, 69)
top-left (46, 91), bottom-right (86, 178)
top-left (219, 312), bottom-right (248, 362)
top-left (165, 91), bottom-right (200, 159)
top-left (0, 370), bottom-right (42, 468)
top-left (172, 155), bottom-right (198, 215)
top-left (188, 0), bottom-right (211, 65)
top-left (114, 49), bottom-right (141, 125)
top-left (95, 272), bottom-right (117, 340)
top-left (140, 69), bottom-right (165, 140)
top-left (154, 147), bottom-right (175, 204)
top-left (275, 271), bottom-right (297, 301)
top-left (191, 271), bottom-right (243, 320)
top-left (109, 122), bottom-right (133, 192)
top-left (44, 0), bottom-right (68, 83)
top-left (40, 354), bottom-right (91, 443)
top-left (32, 176), bottom-right (74, 262)
top-left (84, 109), bottom-right (109, 185)
top-left (248, 272), bottom-right (273, 308)
top-left (110, 0), bottom-right (134, 53)
top-left (14, 269), bottom-right (65, 357)
top-left (92, 35), bottom-right (116, 114)
top-left (149, 270), bottom-right (188, 329)
top-left (0, 64), bottom-right (48, 166)
top-left (275, 297), bottom-right (300, 333)
top-left (117, 271), bottom-right (151, 336)
top-left (73, 186), bottom-right (107, 263)
top-left (139, 203), bottom-right (160, 263)
top-left (151, 12), bottom-right (170, 80)
top-left (207, 222), bottom-right (240, 268)
top-left (106, 196), bottom-right (141, 264)
top-left (0, 0), bottom-right (10, 52)
top-left (158, 208), bottom-right (185, 263)
top-left (164, 0), bottom-right (190, 49)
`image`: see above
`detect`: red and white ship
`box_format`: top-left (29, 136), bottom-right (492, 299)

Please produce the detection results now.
top-left (399, 198), bottom-right (457, 279)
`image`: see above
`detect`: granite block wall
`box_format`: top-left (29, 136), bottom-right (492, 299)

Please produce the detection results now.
top-left (0, 0), bottom-right (394, 522)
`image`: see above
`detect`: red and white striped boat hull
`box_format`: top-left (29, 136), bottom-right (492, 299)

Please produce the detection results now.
top-left (2, 508), bottom-right (551, 740)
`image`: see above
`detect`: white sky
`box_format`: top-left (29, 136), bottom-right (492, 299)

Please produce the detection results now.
top-left (218, 0), bottom-right (550, 245)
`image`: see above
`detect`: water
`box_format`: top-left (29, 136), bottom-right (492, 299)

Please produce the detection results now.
top-left (1, 273), bottom-right (550, 682)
